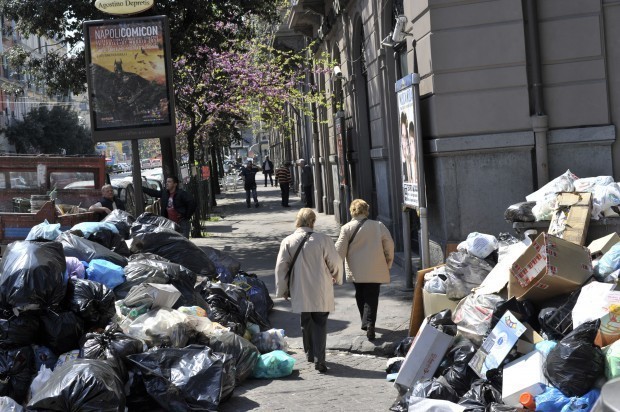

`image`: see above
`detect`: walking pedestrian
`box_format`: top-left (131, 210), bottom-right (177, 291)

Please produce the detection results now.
top-left (141, 176), bottom-right (196, 238)
top-left (335, 199), bottom-right (394, 341)
top-left (262, 155), bottom-right (274, 187)
top-left (299, 158), bottom-right (313, 208)
top-left (275, 208), bottom-right (343, 373)
top-left (89, 184), bottom-right (125, 221)
top-left (275, 162), bottom-right (292, 207)
top-left (239, 159), bottom-right (259, 208)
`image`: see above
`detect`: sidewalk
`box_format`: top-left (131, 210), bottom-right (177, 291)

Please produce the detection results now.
top-left (191, 182), bottom-right (412, 356)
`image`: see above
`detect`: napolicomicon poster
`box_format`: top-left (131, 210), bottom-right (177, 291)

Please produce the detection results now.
top-left (84, 16), bottom-right (175, 141)
top-left (396, 75), bottom-right (419, 208)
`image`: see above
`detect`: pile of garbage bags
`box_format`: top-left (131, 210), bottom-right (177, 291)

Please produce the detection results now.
top-left (0, 210), bottom-right (286, 410)
top-left (392, 171), bottom-right (620, 411)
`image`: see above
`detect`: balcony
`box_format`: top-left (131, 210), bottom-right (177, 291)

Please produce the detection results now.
top-left (288, 0), bottom-right (325, 38)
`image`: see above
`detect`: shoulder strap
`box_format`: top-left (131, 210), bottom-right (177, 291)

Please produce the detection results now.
top-left (348, 218), bottom-right (368, 246)
top-left (286, 232), bottom-right (313, 292)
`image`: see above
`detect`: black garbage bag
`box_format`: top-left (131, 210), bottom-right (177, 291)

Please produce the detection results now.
top-left (0, 313), bottom-right (39, 349)
top-left (232, 271), bottom-right (273, 327)
top-left (102, 209), bottom-right (135, 240)
top-left (39, 310), bottom-right (84, 355)
top-left (544, 320), bottom-right (605, 397)
top-left (537, 291), bottom-right (580, 340)
top-left (125, 369), bottom-right (162, 411)
top-left (410, 377), bottom-right (459, 403)
top-left (57, 232), bottom-right (127, 267)
top-left (428, 309), bottom-right (458, 336)
top-left (127, 345), bottom-right (234, 411)
top-left (436, 337), bottom-right (478, 396)
top-left (394, 337), bottom-right (415, 357)
top-left (130, 230), bottom-right (216, 277)
top-left (32, 344), bottom-right (57, 371)
top-left (490, 297), bottom-right (538, 331)
top-left (88, 227), bottom-right (131, 257)
top-left (488, 404), bottom-right (521, 412)
top-left (133, 212), bottom-right (180, 233)
top-left (0, 346), bottom-right (35, 404)
top-left (444, 252), bottom-right (493, 300)
top-left (203, 246), bottom-right (241, 283)
top-left (200, 285), bottom-right (247, 335)
top-left (80, 323), bottom-right (145, 379)
top-left (27, 359), bottom-right (126, 411)
top-left (0, 240), bottom-right (67, 313)
top-left (65, 278), bottom-right (116, 329)
top-left (457, 379), bottom-right (502, 411)
top-left (114, 260), bottom-right (170, 300)
top-left (386, 358), bottom-right (404, 374)
top-left (196, 331), bottom-right (260, 385)
top-left (504, 201), bottom-right (536, 222)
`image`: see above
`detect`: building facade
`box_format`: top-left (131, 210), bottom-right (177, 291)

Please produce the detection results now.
top-left (279, 0), bottom-right (620, 260)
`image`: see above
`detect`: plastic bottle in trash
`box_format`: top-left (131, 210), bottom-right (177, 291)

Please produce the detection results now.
top-left (519, 392), bottom-right (536, 410)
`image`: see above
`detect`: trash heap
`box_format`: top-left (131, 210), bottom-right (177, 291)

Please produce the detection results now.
top-left (0, 210), bottom-right (295, 411)
top-left (390, 170), bottom-right (620, 412)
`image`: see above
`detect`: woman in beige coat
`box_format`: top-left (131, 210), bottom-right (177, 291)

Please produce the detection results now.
top-left (275, 208), bottom-right (343, 373)
top-left (335, 199), bottom-right (394, 340)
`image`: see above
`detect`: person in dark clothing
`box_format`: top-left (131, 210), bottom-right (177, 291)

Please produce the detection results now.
top-left (239, 159), bottom-right (259, 208)
top-left (299, 158), bottom-right (313, 208)
top-left (89, 184), bottom-right (125, 221)
top-left (275, 162), bottom-right (292, 207)
top-left (141, 176), bottom-right (196, 238)
top-left (262, 156), bottom-right (274, 187)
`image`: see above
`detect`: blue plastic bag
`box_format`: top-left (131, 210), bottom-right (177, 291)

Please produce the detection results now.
top-left (26, 220), bottom-right (61, 241)
top-left (253, 350), bottom-right (295, 379)
top-left (86, 258), bottom-right (125, 289)
top-left (71, 222), bottom-right (119, 238)
top-left (595, 243), bottom-right (620, 278)
top-left (536, 387), bottom-right (600, 412)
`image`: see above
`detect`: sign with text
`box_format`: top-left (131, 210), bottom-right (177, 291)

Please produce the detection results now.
top-left (95, 0), bottom-right (154, 15)
top-left (84, 16), bottom-right (175, 141)
top-left (396, 75), bottom-right (419, 209)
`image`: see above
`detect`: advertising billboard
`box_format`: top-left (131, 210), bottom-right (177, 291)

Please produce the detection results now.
top-left (84, 16), bottom-right (175, 141)
top-left (396, 75), bottom-right (419, 208)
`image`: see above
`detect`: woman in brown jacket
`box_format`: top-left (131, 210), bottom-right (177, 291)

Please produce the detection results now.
top-left (335, 199), bottom-right (394, 340)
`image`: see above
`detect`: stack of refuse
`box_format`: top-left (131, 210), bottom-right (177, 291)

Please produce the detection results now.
top-left (391, 171), bottom-right (620, 411)
top-left (0, 209), bottom-right (294, 410)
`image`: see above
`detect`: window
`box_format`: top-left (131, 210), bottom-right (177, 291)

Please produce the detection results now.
top-left (9, 171), bottom-right (37, 188)
top-left (51, 171), bottom-right (96, 190)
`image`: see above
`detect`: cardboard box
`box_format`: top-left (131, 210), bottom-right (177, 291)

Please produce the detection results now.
top-left (548, 192), bottom-right (592, 246)
top-left (588, 233), bottom-right (620, 259)
top-left (409, 264), bottom-right (445, 337)
top-left (469, 310), bottom-right (542, 378)
top-left (509, 233), bottom-right (592, 302)
top-left (395, 317), bottom-right (454, 389)
top-left (422, 289), bottom-right (459, 318)
top-left (502, 350), bottom-right (548, 406)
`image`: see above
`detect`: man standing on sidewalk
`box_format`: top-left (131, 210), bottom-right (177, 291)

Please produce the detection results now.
top-left (239, 159), bottom-right (259, 208)
top-left (299, 158), bottom-right (313, 208)
top-left (262, 156), bottom-right (274, 187)
top-left (275, 162), bottom-right (292, 207)
top-left (141, 176), bottom-right (196, 238)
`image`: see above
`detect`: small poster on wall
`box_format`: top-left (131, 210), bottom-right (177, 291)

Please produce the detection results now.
top-left (396, 74), bottom-right (419, 209)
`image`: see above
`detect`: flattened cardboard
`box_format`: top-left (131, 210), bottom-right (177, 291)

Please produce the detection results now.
top-left (509, 233), bottom-right (593, 302)
top-left (409, 264), bottom-right (445, 337)
top-left (548, 192), bottom-right (592, 246)
top-left (395, 317), bottom-right (454, 389)
top-left (588, 233), bottom-right (620, 258)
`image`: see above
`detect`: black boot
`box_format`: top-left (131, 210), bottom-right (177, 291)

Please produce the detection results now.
top-left (367, 325), bottom-right (375, 341)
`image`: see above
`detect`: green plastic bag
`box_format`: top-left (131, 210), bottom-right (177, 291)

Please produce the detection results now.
top-left (253, 350), bottom-right (295, 379)
top-left (605, 340), bottom-right (620, 379)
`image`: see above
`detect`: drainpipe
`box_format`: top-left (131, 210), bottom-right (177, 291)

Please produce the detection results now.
top-left (524, 0), bottom-right (549, 187)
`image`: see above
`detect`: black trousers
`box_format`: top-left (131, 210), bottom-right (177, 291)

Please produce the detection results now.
top-left (353, 283), bottom-right (381, 328)
top-left (264, 172), bottom-right (273, 186)
top-left (279, 182), bottom-right (290, 206)
top-left (300, 312), bottom-right (329, 363)
top-left (303, 185), bottom-right (313, 208)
